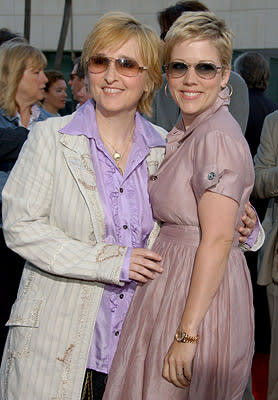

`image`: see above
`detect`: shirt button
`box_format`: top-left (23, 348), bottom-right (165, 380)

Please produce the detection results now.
top-left (119, 294), bottom-right (124, 299)
top-left (150, 175), bottom-right (158, 181)
top-left (115, 331), bottom-right (119, 336)
top-left (208, 172), bottom-right (216, 180)
top-left (123, 225), bottom-right (128, 230)
top-left (119, 188), bottom-right (124, 193)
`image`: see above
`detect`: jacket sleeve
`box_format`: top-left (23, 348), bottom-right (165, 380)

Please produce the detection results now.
top-left (253, 112), bottom-right (278, 199)
top-left (2, 120), bottom-right (127, 285)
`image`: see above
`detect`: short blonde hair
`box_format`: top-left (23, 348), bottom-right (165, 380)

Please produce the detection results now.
top-left (0, 41), bottom-right (47, 117)
top-left (164, 11), bottom-right (233, 70)
top-left (81, 11), bottom-right (163, 116)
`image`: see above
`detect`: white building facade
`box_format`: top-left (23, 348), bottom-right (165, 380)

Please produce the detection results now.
top-left (1, 0), bottom-right (278, 52)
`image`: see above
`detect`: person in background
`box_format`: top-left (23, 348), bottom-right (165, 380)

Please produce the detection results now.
top-left (145, 0), bottom-right (249, 134)
top-left (0, 39), bottom-right (52, 357)
top-left (0, 27), bottom-right (23, 45)
top-left (104, 11), bottom-right (257, 400)
top-left (234, 51), bottom-right (278, 356)
top-left (234, 51), bottom-right (278, 159)
top-left (42, 69), bottom-right (67, 116)
top-left (253, 110), bottom-right (278, 400)
top-left (69, 56), bottom-right (91, 108)
top-left (0, 41), bottom-right (51, 129)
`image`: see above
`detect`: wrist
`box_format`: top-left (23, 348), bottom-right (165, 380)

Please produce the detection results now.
top-left (175, 327), bottom-right (200, 344)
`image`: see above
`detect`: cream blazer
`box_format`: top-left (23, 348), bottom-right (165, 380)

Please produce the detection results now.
top-left (0, 114), bottom-right (166, 400)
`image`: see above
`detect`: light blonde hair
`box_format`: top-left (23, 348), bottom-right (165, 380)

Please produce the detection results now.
top-left (0, 41), bottom-right (47, 116)
top-left (81, 11), bottom-right (163, 116)
top-left (164, 11), bottom-right (233, 70)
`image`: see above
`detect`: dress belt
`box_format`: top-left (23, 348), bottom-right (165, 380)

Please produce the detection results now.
top-left (159, 223), bottom-right (239, 247)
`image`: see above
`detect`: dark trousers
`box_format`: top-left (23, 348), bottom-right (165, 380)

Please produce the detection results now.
top-left (81, 369), bottom-right (107, 400)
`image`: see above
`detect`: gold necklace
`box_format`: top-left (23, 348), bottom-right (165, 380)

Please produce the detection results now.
top-left (101, 128), bottom-right (134, 174)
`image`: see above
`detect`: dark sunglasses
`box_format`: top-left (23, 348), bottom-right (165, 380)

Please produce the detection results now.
top-left (87, 55), bottom-right (148, 77)
top-left (165, 61), bottom-right (223, 80)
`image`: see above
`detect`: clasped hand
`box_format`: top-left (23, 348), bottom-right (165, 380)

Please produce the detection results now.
top-left (129, 248), bottom-right (162, 283)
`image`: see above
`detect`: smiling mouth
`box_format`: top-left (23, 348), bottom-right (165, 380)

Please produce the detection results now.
top-left (181, 91), bottom-right (201, 97)
top-left (103, 88), bottom-right (123, 94)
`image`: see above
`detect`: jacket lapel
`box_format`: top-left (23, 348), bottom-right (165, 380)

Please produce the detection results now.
top-left (60, 133), bottom-right (165, 245)
top-left (60, 134), bottom-right (106, 242)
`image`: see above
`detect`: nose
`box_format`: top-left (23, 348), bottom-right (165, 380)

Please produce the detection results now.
top-left (41, 71), bottom-right (48, 84)
top-left (104, 60), bottom-right (118, 83)
top-left (182, 65), bottom-right (198, 84)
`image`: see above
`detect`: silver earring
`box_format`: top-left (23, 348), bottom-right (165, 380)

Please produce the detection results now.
top-left (219, 83), bottom-right (233, 99)
top-left (164, 83), bottom-right (171, 98)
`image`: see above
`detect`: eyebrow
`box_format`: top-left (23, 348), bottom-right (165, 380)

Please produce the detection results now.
top-left (94, 53), bottom-right (138, 61)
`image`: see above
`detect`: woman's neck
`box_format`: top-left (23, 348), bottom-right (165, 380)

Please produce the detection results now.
top-left (16, 97), bottom-right (34, 128)
top-left (95, 107), bottom-right (136, 147)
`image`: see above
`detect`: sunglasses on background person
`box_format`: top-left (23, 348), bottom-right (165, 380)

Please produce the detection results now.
top-left (165, 61), bottom-right (223, 79)
top-left (87, 55), bottom-right (148, 77)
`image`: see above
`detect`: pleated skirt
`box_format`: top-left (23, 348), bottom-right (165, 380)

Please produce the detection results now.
top-left (103, 224), bottom-right (254, 400)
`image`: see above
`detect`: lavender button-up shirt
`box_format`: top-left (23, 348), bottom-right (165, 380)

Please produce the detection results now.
top-left (60, 100), bottom-right (165, 374)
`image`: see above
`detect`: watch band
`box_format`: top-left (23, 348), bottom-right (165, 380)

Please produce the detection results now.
top-left (175, 328), bottom-right (200, 344)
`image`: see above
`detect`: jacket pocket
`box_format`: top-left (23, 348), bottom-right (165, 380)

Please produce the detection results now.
top-left (6, 298), bottom-right (43, 328)
top-left (5, 298), bottom-right (43, 359)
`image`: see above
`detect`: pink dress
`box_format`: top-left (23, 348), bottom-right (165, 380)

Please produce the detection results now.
top-left (103, 96), bottom-right (255, 400)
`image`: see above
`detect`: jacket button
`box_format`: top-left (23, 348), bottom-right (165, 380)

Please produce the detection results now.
top-left (119, 188), bottom-right (123, 193)
top-left (123, 225), bottom-right (128, 230)
top-left (150, 175), bottom-right (158, 181)
top-left (115, 331), bottom-right (119, 336)
top-left (119, 294), bottom-right (124, 299)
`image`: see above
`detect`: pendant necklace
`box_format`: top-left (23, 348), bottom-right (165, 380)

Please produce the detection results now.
top-left (101, 127), bottom-right (134, 174)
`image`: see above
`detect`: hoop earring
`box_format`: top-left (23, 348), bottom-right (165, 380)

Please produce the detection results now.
top-left (164, 83), bottom-right (171, 99)
top-left (219, 83), bottom-right (233, 99)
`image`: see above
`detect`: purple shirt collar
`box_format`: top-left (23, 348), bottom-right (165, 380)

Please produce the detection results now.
top-left (59, 99), bottom-right (165, 148)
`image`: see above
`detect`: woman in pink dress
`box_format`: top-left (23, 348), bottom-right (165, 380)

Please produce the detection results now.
top-left (104, 11), bottom-right (255, 400)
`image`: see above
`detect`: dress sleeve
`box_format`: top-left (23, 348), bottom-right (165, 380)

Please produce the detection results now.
top-left (191, 130), bottom-right (246, 204)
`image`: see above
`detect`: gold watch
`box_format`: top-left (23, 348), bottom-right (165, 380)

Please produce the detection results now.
top-left (175, 328), bottom-right (200, 344)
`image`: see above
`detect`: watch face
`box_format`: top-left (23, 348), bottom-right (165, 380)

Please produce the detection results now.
top-left (175, 329), bottom-right (184, 342)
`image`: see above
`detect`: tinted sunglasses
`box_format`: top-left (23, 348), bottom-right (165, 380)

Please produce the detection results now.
top-left (87, 55), bottom-right (148, 77)
top-left (165, 62), bottom-right (223, 80)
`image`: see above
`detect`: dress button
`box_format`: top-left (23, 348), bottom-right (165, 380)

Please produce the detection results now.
top-left (115, 331), bottom-right (119, 336)
top-left (123, 225), bottom-right (128, 230)
top-left (208, 172), bottom-right (216, 180)
top-left (119, 294), bottom-right (124, 299)
top-left (119, 187), bottom-right (124, 193)
top-left (150, 175), bottom-right (158, 181)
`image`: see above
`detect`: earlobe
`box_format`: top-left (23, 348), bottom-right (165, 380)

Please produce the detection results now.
top-left (221, 68), bottom-right (231, 88)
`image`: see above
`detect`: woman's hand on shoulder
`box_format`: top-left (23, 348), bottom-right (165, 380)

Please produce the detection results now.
top-left (163, 340), bottom-right (197, 388)
top-left (129, 248), bottom-right (162, 283)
